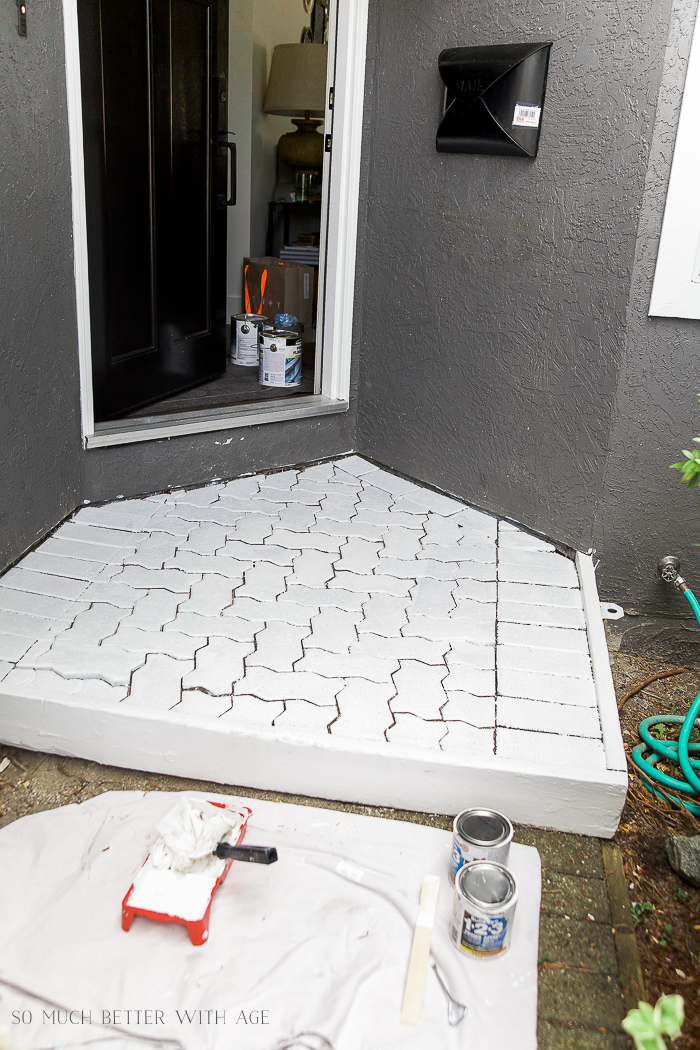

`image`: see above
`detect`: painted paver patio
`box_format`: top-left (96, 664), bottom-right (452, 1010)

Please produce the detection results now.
top-left (0, 456), bottom-right (627, 834)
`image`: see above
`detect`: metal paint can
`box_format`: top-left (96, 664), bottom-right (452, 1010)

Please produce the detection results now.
top-left (231, 313), bottom-right (267, 367)
top-left (449, 808), bottom-right (513, 885)
top-left (259, 328), bottom-right (302, 388)
top-left (450, 860), bottom-right (518, 958)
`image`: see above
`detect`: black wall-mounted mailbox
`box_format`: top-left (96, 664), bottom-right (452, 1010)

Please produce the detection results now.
top-left (437, 42), bottom-right (552, 157)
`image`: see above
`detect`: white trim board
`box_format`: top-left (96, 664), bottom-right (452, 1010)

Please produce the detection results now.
top-left (61, 0), bottom-right (368, 447)
top-left (576, 551), bottom-right (627, 775)
top-left (649, 1), bottom-right (700, 317)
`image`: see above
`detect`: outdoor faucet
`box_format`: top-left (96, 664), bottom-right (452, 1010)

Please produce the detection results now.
top-left (657, 555), bottom-right (688, 592)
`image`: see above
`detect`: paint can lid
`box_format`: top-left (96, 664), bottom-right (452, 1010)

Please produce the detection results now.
top-left (458, 861), bottom-right (515, 909)
top-left (232, 313), bottom-right (267, 322)
top-left (456, 809), bottom-right (511, 847)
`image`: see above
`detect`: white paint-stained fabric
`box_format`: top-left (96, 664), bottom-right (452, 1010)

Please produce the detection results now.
top-left (0, 791), bottom-right (541, 1050)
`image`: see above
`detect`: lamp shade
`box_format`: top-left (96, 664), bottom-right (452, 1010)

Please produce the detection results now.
top-left (263, 43), bottom-right (327, 118)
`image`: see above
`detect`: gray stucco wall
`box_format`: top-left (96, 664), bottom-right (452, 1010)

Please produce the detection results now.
top-left (0, 0), bottom-right (82, 568)
top-left (598, 0), bottom-right (700, 619)
top-left (354, 0), bottom-right (700, 616)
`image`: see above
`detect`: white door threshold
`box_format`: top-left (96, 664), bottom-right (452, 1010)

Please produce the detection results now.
top-left (0, 455), bottom-right (627, 836)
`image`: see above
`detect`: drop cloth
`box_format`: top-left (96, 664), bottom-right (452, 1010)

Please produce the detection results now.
top-left (0, 791), bottom-right (540, 1050)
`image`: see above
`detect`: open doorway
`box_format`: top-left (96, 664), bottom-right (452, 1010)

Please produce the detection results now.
top-left (77, 0), bottom-right (332, 424)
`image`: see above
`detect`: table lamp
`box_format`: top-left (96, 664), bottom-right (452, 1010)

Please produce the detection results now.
top-left (263, 43), bottom-right (327, 175)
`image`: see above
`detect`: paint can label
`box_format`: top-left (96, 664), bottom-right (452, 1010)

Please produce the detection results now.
top-left (259, 331), bottom-right (302, 388)
top-left (231, 314), bottom-right (266, 367)
top-left (455, 911), bottom-right (509, 955)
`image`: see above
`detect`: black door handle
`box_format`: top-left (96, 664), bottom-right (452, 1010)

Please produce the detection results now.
top-left (221, 140), bottom-right (236, 206)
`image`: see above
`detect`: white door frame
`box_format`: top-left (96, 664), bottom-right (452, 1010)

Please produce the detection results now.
top-left (62, 0), bottom-right (369, 449)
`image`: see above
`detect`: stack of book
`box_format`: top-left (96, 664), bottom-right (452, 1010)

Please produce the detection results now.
top-left (279, 243), bottom-right (320, 266)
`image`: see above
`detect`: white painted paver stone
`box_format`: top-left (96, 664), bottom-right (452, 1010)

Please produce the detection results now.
top-left (0, 455), bottom-right (619, 835)
top-left (182, 523), bottom-right (230, 555)
top-left (247, 622), bottom-right (309, 672)
top-left (440, 721), bottom-right (496, 758)
top-left (177, 575), bottom-right (234, 617)
top-left (291, 549), bottom-right (336, 586)
top-left (223, 694), bottom-right (285, 727)
top-left (273, 700), bottom-right (337, 735)
top-left (33, 640), bottom-right (145, 687)
top-left (297, 648), bottom-right (399, 684)
top-left (125, 653), bottom-right (193, 710)
top-left (235, 668), bottom-right (341, 705)
top-left (391, 661), bottom-right (448, 720)
top-left (334, 537), bottom-right (381, 574)
top-left (236, 563), bottom-right (290, 601)
top-left (1, 567), bottom-right (88, 601)
top-left (497, 696), bottom-right (602, 738)
top-left (498, 581), bottom-right (585, 609)
top-left (304, 608), bottom-right (361, 652)
top-left (498, 549), bottom-right (579, 588)
top-left (441, 694), bottom-right (496, 728)
top-left (182, 637), bottom-right (254, 695)
top-left (358, 594), bottom-right (409, 636)
top-left (124, 534), bottom-right (179, 569)
top-left (496, 727), bottom-right (607, 771)
top-left (350, 633), bottom-right (448, 665)
top-left (62, 604), bottom-right (125, 646)
top-left (173, 692), bottom-right (233, 719)
top-left (330, 680), bottom-right (395, 741)
top-left (386, 714), bottom-right (447, 749)
top-left (127, 590), bottom-right (183, 630)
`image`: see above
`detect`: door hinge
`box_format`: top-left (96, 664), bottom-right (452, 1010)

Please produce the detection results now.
top-left (328, 86), bottom-right (334, 110)
top-left (325, 134), bottom-right (332, 153)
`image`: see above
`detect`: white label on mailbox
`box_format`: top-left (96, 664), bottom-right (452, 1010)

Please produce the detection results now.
top-left (512, 103), bottom-right (541, 128)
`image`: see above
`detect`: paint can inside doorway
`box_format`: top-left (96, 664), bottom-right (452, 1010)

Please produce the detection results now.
top-left (231, 313), bottom-right (267, 367)
top-left (259, 328), bottom-right (302, 388)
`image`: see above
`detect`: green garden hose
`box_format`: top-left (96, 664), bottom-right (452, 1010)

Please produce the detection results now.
top-left (630, 563), bottom-right (700, 816)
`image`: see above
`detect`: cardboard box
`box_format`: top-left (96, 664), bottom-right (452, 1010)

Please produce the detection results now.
top-left (243, 257), bottom-right (316, 345)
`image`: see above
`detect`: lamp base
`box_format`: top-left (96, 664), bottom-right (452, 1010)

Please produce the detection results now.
top-left (277, 118), bottom-right (324, 174)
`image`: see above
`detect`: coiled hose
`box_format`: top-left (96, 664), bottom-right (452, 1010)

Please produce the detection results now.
top-left (630, 578), bottom-right (700, 816)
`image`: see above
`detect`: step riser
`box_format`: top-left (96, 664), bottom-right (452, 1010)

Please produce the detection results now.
top-left (0, 690), bottom-right (627, 837)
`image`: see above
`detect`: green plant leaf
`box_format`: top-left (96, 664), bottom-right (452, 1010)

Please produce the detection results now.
top-left (623, 996), bottom-right (685, 1050)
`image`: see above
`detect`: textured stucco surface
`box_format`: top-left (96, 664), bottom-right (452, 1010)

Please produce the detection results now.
top-left (596, 0), bottom-right (700, 614)
top-left (0, 0), bottom-right (82, 568)
top-left (354, 0), bottom-right (700, 612)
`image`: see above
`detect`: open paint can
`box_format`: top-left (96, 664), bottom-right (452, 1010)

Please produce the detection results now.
top-left (231, 313), bottom-right (267, 367)
top-left (449, 808), bottom-right (513, 884)
top-left (259, 328), bottom-right (302, 388)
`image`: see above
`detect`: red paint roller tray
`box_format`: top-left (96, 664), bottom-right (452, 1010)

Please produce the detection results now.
top-left (122, 802), bottom-right (252, 946)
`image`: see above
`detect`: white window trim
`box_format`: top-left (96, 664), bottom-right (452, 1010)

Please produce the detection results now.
top-left (649, 5), bottom-right (700, 318)
top-left (62, 0), bottom-right (368, 448)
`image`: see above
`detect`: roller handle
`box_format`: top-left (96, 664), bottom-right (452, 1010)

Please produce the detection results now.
top-left (214, 843), bottom-right (278, 864)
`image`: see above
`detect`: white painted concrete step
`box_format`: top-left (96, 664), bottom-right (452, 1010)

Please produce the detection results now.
top-left (0, 455), bottom-right (626, 835)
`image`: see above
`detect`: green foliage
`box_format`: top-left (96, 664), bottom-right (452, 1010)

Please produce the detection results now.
top-left (671, 443), bottom-right (700, 490)
top-left (659, 921), bottom-right (673, 949)
top-left (630, 900), bottom-right (655, 926)
top-left (622, 995), bottom-right (685, 1050)
top-left (671, 395), bottom-right (700, 489)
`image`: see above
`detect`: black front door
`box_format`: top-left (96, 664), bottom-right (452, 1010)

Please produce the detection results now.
top-left (78, 0), bottom-right (229, 422)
